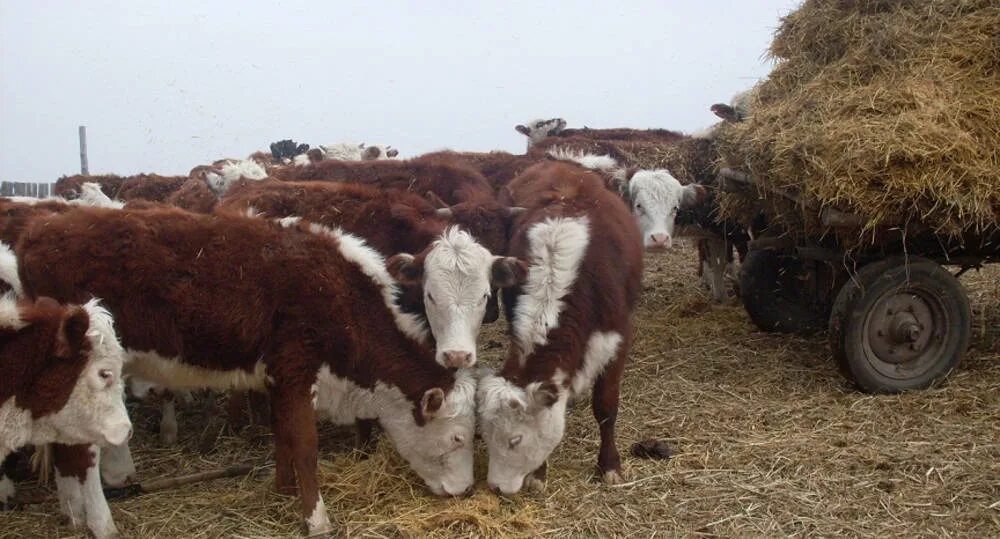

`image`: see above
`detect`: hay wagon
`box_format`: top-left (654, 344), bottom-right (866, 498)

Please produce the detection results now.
top-left (718, 167), bottom-right (1000, 394)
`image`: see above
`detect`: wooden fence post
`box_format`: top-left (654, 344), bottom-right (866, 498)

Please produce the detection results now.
top-left (79, 125), bottom-right (89, 175)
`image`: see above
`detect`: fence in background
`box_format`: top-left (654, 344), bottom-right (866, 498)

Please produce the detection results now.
top-left (0, 181), bottom-right (51, 198)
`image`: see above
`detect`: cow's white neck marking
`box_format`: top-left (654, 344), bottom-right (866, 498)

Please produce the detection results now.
top-left (0, 243), bottom-right (23, 297)
top-left (281, 220), bottom-right (430, 344)
top-left (564, 331), bottom-right (622, 396)
top-left (0, 292), bottom-right (26, 331)
top-left (512, 217), bottom-right (590, 361)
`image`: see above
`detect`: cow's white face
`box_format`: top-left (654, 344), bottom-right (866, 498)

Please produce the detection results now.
top-left (388, 228), bottom-right (526, 369)
top-left (628, 170), bottom-right (706, 250)
top-left (46, 300), bottom-right (131, 448)
top-left (379, 371), bottom-right (477, 496)
top-left (515, 118), bottom-right (567, 148)
top-left (477, 373), bottom-right (566, 495)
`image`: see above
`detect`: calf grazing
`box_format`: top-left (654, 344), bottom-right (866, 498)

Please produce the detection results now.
top-left (189, 159), bottom-right (268, 196)
top-left (217, 179), bottom-right (525, 365)
top-left (0, 282), bottom-right (130, 538)
top-left (478, 161), bottom-right (642, 495)
top-left (15, 207), bottom-right (491, 535)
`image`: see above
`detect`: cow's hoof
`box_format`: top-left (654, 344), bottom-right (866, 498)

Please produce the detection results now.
top-left (601, 469), bottom-right (625, 485)
top-left (523, 474), bottom-right (546, 493)
top-left (302, 521), bottom-right (336, 538)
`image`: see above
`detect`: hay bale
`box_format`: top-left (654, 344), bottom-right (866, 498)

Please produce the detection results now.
top-left (716, 0), bottom-right (1000, 241)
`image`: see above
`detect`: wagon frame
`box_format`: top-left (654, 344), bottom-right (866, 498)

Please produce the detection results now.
top-left (718, 167), bottom-right (1000, 393)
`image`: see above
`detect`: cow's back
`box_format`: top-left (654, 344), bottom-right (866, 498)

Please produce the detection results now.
top-left (16, 207), bottom-right (367, 374)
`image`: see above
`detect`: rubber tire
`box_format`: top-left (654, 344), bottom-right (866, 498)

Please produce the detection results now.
top-left (739, 249), bottom-right (829, 334)
top-left (829, 256), bottom-right (971, 394)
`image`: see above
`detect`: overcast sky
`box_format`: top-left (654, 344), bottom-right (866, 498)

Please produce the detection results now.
top-left (0, 0), bottom-right (800, 182)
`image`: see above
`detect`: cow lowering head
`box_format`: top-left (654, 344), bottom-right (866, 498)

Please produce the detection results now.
top-left (375, 369), bottom-right (477, 496)
top-left (477, 372), bottom-right (566, 495)
top-left (1, 296), bottom-right (131, 450)
top-left (387, 228), bottom-right (527, 369)
top-left (627, 170), bottom-right (707, 250)
top-left (515, 118), bottom-right (567, 148)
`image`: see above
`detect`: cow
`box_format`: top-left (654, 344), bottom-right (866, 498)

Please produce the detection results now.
top-left (516, 118), bottom-right (686, 148)
top-left (54, 175), bottom-right (126, 200)
top-left (188, 159), bottom-right (268, 196)
top-left (478, 161), bottom-right (642, 495)
top-left (0, 246), bottom-right (131, 538)
top-left (14, 207), bottom-right (517, 535)
top-left (418, 150), bottom-right (540, 193)
top-left (270, 154), bottom-right (512, 256)
top-left (315, 142), bottom-right (399, 162)
top-left (217, 179), bottom-right (525, 364)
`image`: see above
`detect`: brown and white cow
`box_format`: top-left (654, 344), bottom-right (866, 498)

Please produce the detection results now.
top-left (479, 161), bottom-right (642, 494)
top-left (14, 207), bottom-right (509, 534)
top-left (0, 249), bottom-right (131, 538)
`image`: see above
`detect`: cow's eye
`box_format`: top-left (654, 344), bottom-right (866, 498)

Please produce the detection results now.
top-left (509, 434), bottom-right (523, 449)
top-left (427, 293), bottom-right (436, 305)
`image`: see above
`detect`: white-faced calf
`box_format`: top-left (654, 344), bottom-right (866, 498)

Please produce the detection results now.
top-left (0, 288), bottom-right (130, 539)
top-left (478, 162), bottom-right (643, 494)
top-left (14, 207), bottom-right (481, 536)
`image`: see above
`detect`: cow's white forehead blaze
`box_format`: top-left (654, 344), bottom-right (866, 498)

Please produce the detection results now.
top-left (422, 227), bottom-right (496, 368)
top-left (628, 170), bottom-right (686, 249)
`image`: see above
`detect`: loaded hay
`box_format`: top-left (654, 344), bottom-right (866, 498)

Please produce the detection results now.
top-left (715, 0), bottom-right (1000, 242)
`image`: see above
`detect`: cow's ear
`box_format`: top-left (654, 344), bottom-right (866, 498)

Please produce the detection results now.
top-left (387, 253), bottom-right (425, 285)
top-left (55, 305), bottom-right (90, 359)
top-left (681, 184), bottom-right (708, 209)
top-left (491, 257), bottom-right (528, 289)
top-left (363, 146), bottom-right (381, 160)
top-left (515, 124), bottom-right (531, 136)
top-left (420, 387), bottom-right (445, 420)
top-left (529, 381), bottom-right (560, 411)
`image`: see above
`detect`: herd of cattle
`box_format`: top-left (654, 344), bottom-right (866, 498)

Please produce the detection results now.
top-left (0, 109), bottom-right (749, 537)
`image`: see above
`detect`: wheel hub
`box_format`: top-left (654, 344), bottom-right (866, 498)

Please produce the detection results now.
top-left (868, 293), bottom-right (936, 364)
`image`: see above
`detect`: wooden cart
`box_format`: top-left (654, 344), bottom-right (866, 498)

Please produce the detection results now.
top-left (719, 168), bottom-right (1000, 393)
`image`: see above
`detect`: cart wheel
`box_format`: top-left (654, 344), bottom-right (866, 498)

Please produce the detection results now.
top-left (739, 249), bottom-right (828, 334)
top-left (829, 256), bottom-right (971, 393)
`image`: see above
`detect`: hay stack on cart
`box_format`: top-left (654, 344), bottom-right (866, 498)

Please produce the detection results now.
top-left (712, 0), bottom-right (1000, 393)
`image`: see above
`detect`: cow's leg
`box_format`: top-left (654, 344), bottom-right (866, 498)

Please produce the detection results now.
top-left (226, 390), bottom-right (250, 429)
top-left (703, 235), bottom-right (728, 303)
top-left (355, 419), bottom-right (377, 457)
top-left (696, 239), bottom-right (707, 277)
top-left (592, 348), bottom-right (628, 485)
top-left (0, 453), bottom-right (15, 509)
top-left (158, 390), bottom-right (178, 445)
top-left (270, 384), bottom-right (331, 536)
top-left (53, 444), bottom-right (119, 539)
top-left (99, 442), bottom-right (136, 487)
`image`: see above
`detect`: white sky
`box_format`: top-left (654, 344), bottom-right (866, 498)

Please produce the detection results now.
top-left (0, 0), bottom-right (801, 182)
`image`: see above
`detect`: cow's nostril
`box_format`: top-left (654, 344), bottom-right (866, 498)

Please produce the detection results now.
top-left (442, 351), bottom-right (472, 368)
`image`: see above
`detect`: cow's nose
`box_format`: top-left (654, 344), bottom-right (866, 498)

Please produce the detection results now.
top-left (650, 234), bottom-right (671, 249)
top-left (442, 351), bottom-right (473, 368)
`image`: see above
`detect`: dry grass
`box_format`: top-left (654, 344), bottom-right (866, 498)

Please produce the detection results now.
top-left (716, 0), bottom-right (1000, 240)
top-left (5, 242), bottom-right (1000, 537)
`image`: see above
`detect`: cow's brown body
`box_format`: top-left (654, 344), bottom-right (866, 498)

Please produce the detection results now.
top-left (14, 207), bottom-right (458, 530)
